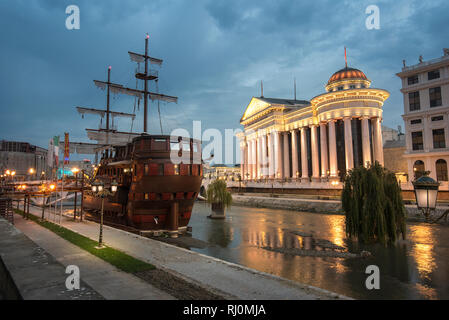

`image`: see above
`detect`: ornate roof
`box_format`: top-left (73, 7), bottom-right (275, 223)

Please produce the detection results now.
top-left (327, 67), bottom-right (367, 84)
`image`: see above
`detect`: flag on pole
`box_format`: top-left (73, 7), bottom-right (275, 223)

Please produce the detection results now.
top-left (64, 132), bottom-right (70, 165)
top-left (53, 136), bottom-right (60, 167)
top-left (344, 47), bottom-right (348, 68)
top-left (47, 138), bottom-right (54, 168)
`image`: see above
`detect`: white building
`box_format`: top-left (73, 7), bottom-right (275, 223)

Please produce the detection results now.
top-left (237, 64), bottom-right (390, 189)
top-left (397, 49), bottom-right (449, 190)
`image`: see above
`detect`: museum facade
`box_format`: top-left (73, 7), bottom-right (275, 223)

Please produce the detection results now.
top-left (237, 66), bottom-right (390, 188)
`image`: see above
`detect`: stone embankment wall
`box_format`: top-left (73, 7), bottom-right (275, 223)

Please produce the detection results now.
top-left (232, 195), bottom-right (449, 224)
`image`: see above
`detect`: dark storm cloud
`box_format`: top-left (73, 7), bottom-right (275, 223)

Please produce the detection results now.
top-left (0, 0), bottom-right (447, 161)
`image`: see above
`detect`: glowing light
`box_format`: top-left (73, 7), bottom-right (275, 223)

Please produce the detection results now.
top-left (5, 170), bottom-right (11, 175)
top-left (146, 34), bottom-right (150, 39)
top-left (71, 167), bottom-right (80, 174)
top-left (108, 66), bottom-right (112, 70)
top-left (49, 184), bottom-right (56, 191)
top-left (11, 171), bottom-right (16, 176)
top-left (29, 168), bottom-right (35, 174)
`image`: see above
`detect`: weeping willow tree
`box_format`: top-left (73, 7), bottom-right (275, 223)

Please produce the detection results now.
top-left (342, 162), bottom-right (406, 244)
top-left (206, 179), bottom-right (233, 209)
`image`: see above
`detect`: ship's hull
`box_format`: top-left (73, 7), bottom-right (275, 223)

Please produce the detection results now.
top-left (82, 134), bottom-right (203, 232)
top-left (82, 175), bottom-right (202, 230)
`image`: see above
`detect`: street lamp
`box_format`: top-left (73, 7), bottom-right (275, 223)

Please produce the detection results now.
top-left (412, 172), bottom-right (439, 220)
top-left (91, 180), bottom-right (118, 248)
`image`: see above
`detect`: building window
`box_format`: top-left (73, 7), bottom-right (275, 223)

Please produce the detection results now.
top-left (410, 119), bottom-right (422, 125)
top-left (409, 91), bottom-right (420, 111)
top-left (411, 131), bottom-right (424, 150)
top-left (413, 160), bottom-right (425, 179)
top-left (429, 87), bottom-right (442, 107)
top-left (428, 70), bottom-right (440, 80)
top-left (144, 193), bottom-right (149, 200)
top-left (436, 159), bottom-right (448, 181)
top-left (349, 85), bottom-right (356, 89)
top-left (433, 129), bottom-right (446, 149)
top-left (431, 115), bottom-right (444, 122)
top-left (337, 86), bottom-right (344, 91)
top-left (361, 84), bottom-right (366, 88)
top-left (174, 164), bottom-right (179, 175)
top-left (408, 75), bottom-right (418, 85)
top-left (144, 163), bottom-right (149, 175)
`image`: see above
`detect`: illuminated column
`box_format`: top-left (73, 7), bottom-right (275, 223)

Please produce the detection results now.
top-left (275, 131), bottom-right (283, 179)
top-left (283, 132), bottom-right (290, 179)
top-left (344, 117), bottom-right (354, 171)
top-left (310, 125), bottom-right (320, 181)
top-left (361, 116), bottom-right (371, 167)
top-left (372, 117), bottom-right (384, 166)
top-left (256, 136), bottom-right (262, 179)
top-left (320, 122), bottom-right (328, 179)
top-left (261, 134), bottom-right (267, 177)
top-left (291, 130), bottom-right (299, 179)
top-left (250, 139), bottom-right (256, 180)
top-left (247, 139), bottom-right (252, 179)
top-left (300, 127), bottom-right (309, 182)
top-left (267, 132), bottom-right (274, 178)
top-left (328, 120), bottom-right (338, 179)
top-left (240, 142), bottom-right (245, 179)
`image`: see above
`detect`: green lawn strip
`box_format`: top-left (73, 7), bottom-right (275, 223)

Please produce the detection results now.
top-left (14, 209), bottom-right (155, 273)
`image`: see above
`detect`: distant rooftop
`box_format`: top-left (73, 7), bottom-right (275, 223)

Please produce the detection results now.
top-left (257, 97), bottom-right (310, 106)
top-left (400, 48), bottom-right (449, 73)
top-left (384, 139), bottom-right (406, 149)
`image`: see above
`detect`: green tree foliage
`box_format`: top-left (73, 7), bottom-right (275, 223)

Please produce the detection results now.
top-left (206, 179), bottom-right (233, 208)
top-left (342, 162), bottom-right (406, 244)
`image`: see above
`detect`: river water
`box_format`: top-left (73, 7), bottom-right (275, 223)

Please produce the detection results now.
top-left (189, 203), bottom-right (449, 299)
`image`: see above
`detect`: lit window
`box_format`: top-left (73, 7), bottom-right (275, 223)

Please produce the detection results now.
top-left (428, 70), bottom-right (440, 80)
top-left (409, 91), bottom-right (420, 111)
top-left (431, 115), bottom-right (444, 122)
top-left (408, 75), bottom-right (419, 85)
top-left (436, 159), bottom-right (448, 181)
top-left (411, 131), bottom-right (423, 150)
top-left (410, 119), bottom-right (422, 125)
top-left (432, 129), bottom-right (445, 149)
top-left (429, 87), bottom-right (442, 107)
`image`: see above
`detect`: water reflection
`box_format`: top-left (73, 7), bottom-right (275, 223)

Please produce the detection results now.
top-left (189, 203), bottom-right (449, 299)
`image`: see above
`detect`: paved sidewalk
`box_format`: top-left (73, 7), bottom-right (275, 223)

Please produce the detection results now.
top-left (22, 205), bottom-right (348, 300)
top-left (13, 213), bottom-right (174, 300)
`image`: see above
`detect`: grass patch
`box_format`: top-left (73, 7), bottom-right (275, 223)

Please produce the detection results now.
top-left (15, 209), bottom-right (155, 273)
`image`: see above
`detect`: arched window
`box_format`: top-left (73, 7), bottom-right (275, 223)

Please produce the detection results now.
top-left (413, 160), bottom-right (425, 179)
top-left (436, 159), bottom-right (448, 181)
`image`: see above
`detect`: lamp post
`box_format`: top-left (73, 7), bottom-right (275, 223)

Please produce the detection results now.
top-left (91, 180), bottom-right (118, 248)
top-left (412, 172), bottom-right (439, 221)
top-left (71, 168), bottom-right (80, 220)
top-left (29, 168), bottom-right (35, 180)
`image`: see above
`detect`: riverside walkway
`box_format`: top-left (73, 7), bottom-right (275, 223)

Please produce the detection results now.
top-left (18, 205), bottom-right (347, 300)
top-left (11, 214), bottom-right (174, 300)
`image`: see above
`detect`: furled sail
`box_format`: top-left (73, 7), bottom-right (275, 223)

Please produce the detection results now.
top-left (128, 51), bottom-right (163, 66)
top-left (93, 80), bottom-right (177, 103)
top-left (76, 107), bottom-right (136, 119)
top-left (86, 129), bottom-right (141, 145)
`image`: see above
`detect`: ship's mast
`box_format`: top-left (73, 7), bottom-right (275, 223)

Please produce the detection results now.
top-left (106, 66), bottom-right (111, 131)
top-left (144, 34), bottom-right (149, 132)
top-left (79, 34), bottom-right (178, 146)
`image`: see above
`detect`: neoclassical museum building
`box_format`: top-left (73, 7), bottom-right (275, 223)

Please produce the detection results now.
top-left (237, 65), bottom-right (390, 189)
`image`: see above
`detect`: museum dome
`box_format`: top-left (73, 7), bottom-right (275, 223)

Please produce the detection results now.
top-left (327, 67), bottom-right (367, 85)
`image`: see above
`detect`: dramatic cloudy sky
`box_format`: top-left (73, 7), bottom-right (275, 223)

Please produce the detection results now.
top-left (0, 0), bottom-right (447, 163)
